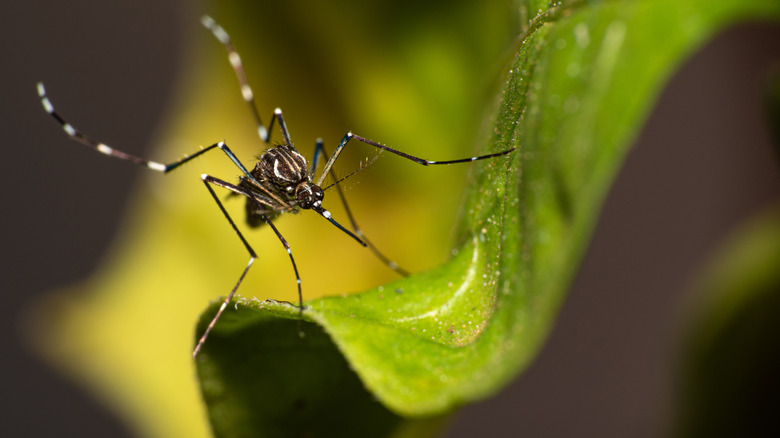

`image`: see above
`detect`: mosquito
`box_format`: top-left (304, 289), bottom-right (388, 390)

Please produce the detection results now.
top-left (37, 15), bottom-right (516, 358)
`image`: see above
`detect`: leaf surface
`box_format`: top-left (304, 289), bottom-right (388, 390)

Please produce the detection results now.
top-left (195, 2), bottom-right (780, 437)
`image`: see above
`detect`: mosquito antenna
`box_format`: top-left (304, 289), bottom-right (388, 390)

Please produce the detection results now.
top-left (321, 148), bottom-right (383, 192)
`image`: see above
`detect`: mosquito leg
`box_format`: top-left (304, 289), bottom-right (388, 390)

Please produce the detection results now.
top-left (37, 82), bottom-right (268, 185)
top-left (193, 174), bottom-right (263, 358)
top-left (311, 139), bottom-right (409, 276)
top-left (201, 16), bottom-right (302, 150)
top-left (261, 215), bottom-right (303, 313)
top-left (268, 108), bottom-right (292, 146)
top-left (37, 82), bottom-right (172, 171)
top-left (316, 132), bottom-right (516, 186)
top-left (200, 15), bottom-right (271, 143)
top-left (310, 138), bottom-right (325, 176)
top-left (224, 174), bottom-right (307, 317)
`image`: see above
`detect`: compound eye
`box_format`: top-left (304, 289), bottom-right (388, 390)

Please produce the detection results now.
top-left (312, 185), bottom-right (324, 202)
top-left (296, 184), bottom-right (324, 209)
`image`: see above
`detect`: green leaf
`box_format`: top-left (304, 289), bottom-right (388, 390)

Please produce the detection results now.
top-left (195, 0), bottom-right (780, 436)
top-left (29, 2), bottom-right (780, 438)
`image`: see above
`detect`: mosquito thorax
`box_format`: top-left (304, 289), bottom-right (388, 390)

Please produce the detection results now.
top-left (259, 144), bottom-right (308, 188)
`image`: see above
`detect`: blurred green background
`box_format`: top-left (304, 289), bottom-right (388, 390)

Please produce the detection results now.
top-left (2, 0), bottom-right (779, 437)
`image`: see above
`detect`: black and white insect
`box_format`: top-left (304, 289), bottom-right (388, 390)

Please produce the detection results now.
top-left (37, 15), bottom-right (516, 358)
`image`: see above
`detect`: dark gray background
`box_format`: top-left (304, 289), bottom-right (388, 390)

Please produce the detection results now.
top-left (2, 1), bottom-right (779, 436)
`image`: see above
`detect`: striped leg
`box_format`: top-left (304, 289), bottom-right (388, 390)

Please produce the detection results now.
top-left (193, 174), bottom-right (303, 358)
top-left (201, 14), bottom-right (297, 149)
top-left (316, 132), bottom-right (517, 186)
top-left (36, 82), bottom-right (271, 187)
top-left (200, 15), bottom-right (270, 143)
top-left (37, 82), bottom-right (170, 172)
top-left (311, 139), bottom-right (409, 276)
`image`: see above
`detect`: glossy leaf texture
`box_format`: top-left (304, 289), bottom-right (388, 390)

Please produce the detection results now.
top-left (194, 1), bottom-right (780, 436)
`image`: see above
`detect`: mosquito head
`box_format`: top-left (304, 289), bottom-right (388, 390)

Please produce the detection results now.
top-left (295, 182), bottom-right (324, 209)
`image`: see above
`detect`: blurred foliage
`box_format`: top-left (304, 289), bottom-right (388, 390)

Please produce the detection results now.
top-left (28, 1), bottom-right (780, 438)
top-left (675, 206), bottom-right (780, 437)
top-left (766, 67), bottom-right (780, 154)
top-left (29, 2), bottom-right (519, 437)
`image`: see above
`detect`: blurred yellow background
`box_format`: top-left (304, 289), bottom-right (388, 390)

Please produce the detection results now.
top-left (25, 2), bottom-right (519, 437)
